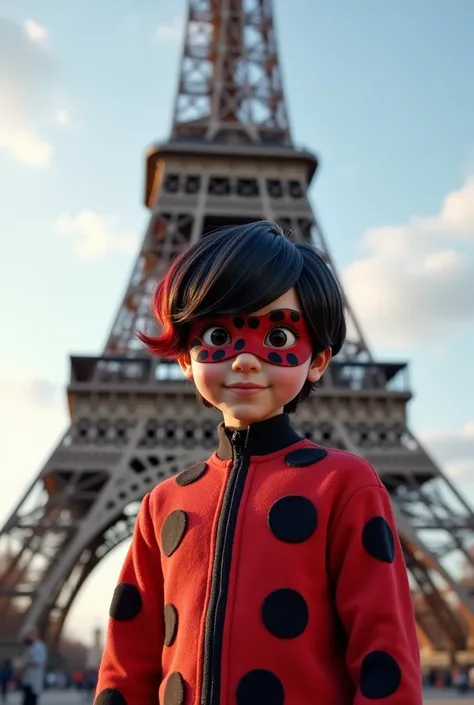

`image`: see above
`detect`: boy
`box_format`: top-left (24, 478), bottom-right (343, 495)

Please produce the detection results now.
top-left (95, 222), bottom-right (422, 705)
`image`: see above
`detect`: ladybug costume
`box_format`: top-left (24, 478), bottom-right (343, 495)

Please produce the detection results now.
top-left (95, 413), bottom-right (422, 705)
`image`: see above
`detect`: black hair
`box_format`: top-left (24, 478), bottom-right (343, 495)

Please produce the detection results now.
top-left (138, 220), bottom-right (346, 412)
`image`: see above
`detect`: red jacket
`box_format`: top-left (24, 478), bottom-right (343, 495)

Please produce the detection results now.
top-left (95, 414), bottom-right (422, 705)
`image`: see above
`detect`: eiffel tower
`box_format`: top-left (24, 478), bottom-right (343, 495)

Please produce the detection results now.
top-left (1, 0), bottom-right (474, 655)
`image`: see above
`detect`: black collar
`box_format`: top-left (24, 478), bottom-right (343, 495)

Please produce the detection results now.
top-left (216, 413), bottom-right (302, 460)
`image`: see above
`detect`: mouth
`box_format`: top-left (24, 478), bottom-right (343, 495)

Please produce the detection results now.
top-left (225, 383), bottom-right (267, 389)
top-left (224, 383), bottom-right (268, 395)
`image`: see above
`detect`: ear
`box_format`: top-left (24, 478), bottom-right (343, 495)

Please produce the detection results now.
top-left (177, 352), bottom-right (193, 380)
top-left (307, 347), bottom-right (332, 383)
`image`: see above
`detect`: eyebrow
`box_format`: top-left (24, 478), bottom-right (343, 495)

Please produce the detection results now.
top-left (196, 308), bottom-right (304, 320)
top-left (250, 307), bottom-right (302, 317)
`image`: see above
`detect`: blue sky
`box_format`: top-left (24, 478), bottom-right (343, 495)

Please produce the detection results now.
top-left (0, 0), bottom-right (473, 644)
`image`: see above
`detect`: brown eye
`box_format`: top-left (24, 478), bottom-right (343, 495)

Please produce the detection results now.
top-left (265, 328), bottom-right (297, 349)
top-left (202, 326), bottom-right (231, 347)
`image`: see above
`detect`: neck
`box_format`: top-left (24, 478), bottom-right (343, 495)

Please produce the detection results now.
top-left (222, 408), bottom-right (284, 431)
top-left (217, 413), bottom-right (302, 460)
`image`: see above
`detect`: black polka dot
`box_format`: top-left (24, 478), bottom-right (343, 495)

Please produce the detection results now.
top-left (190, 338), bottom-right (201, 348)
top-left (362, 517), bottom-right (395, 563)
top-left (94, 688), bottom-right (127, 705)
top-left (164, 604), bottom-right (178, 646)
top-left (269, 310), bottom-right (285, 322)
top-left (234, 338), bottom-right (246, 350)
top-left (262, 588), bottom-right (308, 638)
top-left (162, 510), bottom-right (187, 557)
top-left (233, 317), bottom-right (245, 328)
top-left (289, 311), bottom-right (301, 322)
top-left (360, 651), bottom-right (401, 699)
top-left (164, 672), bottom-right (185, 705)
top-left (268, 352), bottom-right (283, 364)
top-left (212, 350), bottom-right (226, 361)
top-left (176, 462), bottom-right (207, 486)
top-left (237, 670), bottom-right (284, 705)
top-left (286, 353), bottom-right (299, 366)
top-left (109, 582), bottom-right (141, 621)
top-left (285, 447), bottom-right (328, 467)
top-left (197, 350), bottom-right (209, 361)
top-left (247, 317), bottom-right (260, 328)
top-left (268, 495), bottom-right (317, 543)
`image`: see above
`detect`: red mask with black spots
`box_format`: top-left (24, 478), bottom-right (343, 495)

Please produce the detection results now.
top-left (188, 309), bottom-right (312, 367)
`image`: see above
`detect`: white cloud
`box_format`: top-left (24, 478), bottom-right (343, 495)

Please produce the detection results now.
top-left (55, 211), bottom-right (139, 260)
top-left (0, 128), bottom-right (52, 166)
top-left (154, 18), bottom-right (183, 42)
top-left (0, 372), bottom-right (61, 408)
top-left (343, 177), bottom-right (474, 348)
top-left (0, 18), bottom-right (56, 166)
top-left (420, 422), bottom-right (474, 464)
top-left (24, 20), bottom-right (48, 45)
top-left (420, 422), bottom-right (474, 482)
top-left (445, 460), bottom-right (473, 482)
top-left (56, 109), bottom-right (70, 125)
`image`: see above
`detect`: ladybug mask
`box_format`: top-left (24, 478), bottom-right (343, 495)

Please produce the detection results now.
top-left (188, 309), bottom-right (312, 367)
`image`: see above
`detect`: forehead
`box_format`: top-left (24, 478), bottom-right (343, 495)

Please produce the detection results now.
top-left (248, 288), bottom-right (301, 317)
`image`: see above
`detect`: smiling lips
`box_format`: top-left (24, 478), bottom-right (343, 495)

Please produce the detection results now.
top-left (226, 382), bottom-right (266, 388)
top-left (225, 382), bottom-right (268, 395)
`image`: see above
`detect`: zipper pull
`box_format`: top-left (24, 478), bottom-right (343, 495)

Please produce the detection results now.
top-left (231, 431), bottom-right (244, 460)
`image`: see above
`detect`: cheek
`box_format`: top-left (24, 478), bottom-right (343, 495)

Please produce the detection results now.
top-left (191, 360), bottom-right (227, 396)
top-left (268, 363), bottom-right (310, 394)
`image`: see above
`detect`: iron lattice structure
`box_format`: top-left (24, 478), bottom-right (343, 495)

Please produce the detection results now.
top-left (1, 0), bottom-right (474, 654)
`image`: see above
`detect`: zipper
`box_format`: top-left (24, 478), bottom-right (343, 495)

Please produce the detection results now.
top-left (201, 429), bottom-right (250, 705)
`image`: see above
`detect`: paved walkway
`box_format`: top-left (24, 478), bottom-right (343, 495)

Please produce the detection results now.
top-left (3, 687), bottom-right (474, 704)
top-left (424, 689), bottom-right (474, 705)
top-left (424, 690), bottom-right (474, 702)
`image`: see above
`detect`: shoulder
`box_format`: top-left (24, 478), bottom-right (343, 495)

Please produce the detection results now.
top-left (276, 440), bottom-right (383, 497)
top-left (291, 441), bottom-right (380, 481)
top-left (300, 447), bottom-right (392, 532)
top-left (302, 443), bottom-right (384, 499)
top-left (324, 447), bottom-right (382, 487)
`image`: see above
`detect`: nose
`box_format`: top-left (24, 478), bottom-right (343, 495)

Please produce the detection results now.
top-left (231, 352), bottom-right (262, 373)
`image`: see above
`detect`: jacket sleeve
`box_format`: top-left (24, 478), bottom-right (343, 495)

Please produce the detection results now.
top-left (95, 492), bottom-right (164, 705)
top-left (328, 482), bottom-right (422, 704)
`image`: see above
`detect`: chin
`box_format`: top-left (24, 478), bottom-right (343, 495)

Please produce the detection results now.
top-left (225, 405), bottom-right (274, 425)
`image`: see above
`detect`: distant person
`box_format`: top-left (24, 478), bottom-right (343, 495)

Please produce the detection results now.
top-left (469, 665), bottom-right (474, 688)
top-left (83, 670), bottom-right (97, 702)
top-left (16, 627), bottom-right (47, 705)
top-left (458, 668), bottom-right (469, 694)
top-left (0, 660), bottom-right (12, 702)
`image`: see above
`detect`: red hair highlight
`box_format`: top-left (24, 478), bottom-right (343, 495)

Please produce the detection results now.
top-left (136, 257), bottom-right (183, 359)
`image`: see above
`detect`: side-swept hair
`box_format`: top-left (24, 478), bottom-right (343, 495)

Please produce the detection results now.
top-left (138, 221), bottom-right (346, 412)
